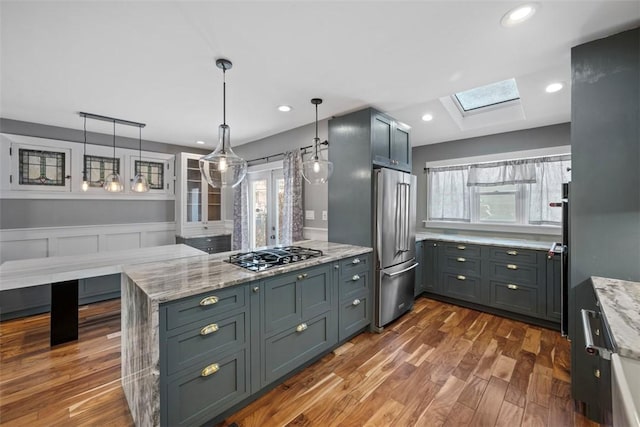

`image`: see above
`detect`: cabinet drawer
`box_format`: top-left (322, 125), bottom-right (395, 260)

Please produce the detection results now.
top-left (488, 247), bottom-right (539, 265)
top-left (165, 311), bottom-right (247, 376)
top-left (441, 272), bottom-right (482, 303)
top-left (487, 261), bottom-right (540, 286)
top-left (489, 280), bottom-right (540, 317)
top-left (340, 254), bottom-right (370, 278)
top-left (339, 269), bottom-right (370, 300)
top-left (165, 348), bottom-right (249, 427)
top-left (339, 292), bottom-right (370, 341)
top-left (263, 313), bottom-right (336, 386)
top-left (163, 285), bottom-right (246, 331)
top-left (263, 265), bottom-right (331, 336)
top-left (442, 255), bottom-right (481, 276)
top-left (443, 242), bottom-right (482, 258)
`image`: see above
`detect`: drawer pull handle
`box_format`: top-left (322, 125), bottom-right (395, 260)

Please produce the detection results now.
top-left (352, 274), bottom-right (361, 281)
top-left (252, 286), bottom-right (260, 293)
top-left (507, 264), bottom-right (518, 270)
top-left (296, 323), bottom-right (308, 332)
top-left (507, 250), bottom-right (518, 256)
top-left (199, 296), bottom-right (219, 306)
top-left (352, 258), bottom-right (361, 265)
top-left (200, 323), bottom-right (219, 335)
top-left (352, 299), bottom-right (361, 306)
top-left (334, 264), bottom-right (340, 270)
top-left (457, 245), bottom-right (466, 250)
top-left (507, 284), bottom-right (518, 290)
top-left (297, 273), bottom-right (308, 280)
top-left (457, 275), bottom-right (466, 281)
top-left (594, 369), bottom-right (601, 379)
top-left (200, 363), bottom-right (219, 377)
top-left (456, 257), bottom-right (466, 262)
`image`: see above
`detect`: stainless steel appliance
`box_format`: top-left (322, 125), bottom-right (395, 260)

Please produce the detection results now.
top-left (226, 246), bottom-right (323, 271)
top-left (374, 168), bottom-right (418, 329)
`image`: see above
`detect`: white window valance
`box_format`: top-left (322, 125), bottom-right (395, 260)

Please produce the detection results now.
top-left (467, 159), bottom-right (537, 187)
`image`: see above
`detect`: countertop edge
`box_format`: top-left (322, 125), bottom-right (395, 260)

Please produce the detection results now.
top-left (415, 231), bottom-right (556, 251)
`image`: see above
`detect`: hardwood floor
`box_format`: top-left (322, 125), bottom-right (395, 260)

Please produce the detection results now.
top-left (0, 297), bottom-right (599, 427)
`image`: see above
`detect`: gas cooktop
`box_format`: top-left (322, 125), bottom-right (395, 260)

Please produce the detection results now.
top-left (225, 246), bottom-right (324, 272)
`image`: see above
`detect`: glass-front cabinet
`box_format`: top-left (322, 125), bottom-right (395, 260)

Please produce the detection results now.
top-left (176, 152), bottom-right (225, 237)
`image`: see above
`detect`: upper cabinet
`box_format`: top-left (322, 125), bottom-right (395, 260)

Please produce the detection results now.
top-left (175, 152), bottom-right (226, 238)
top-left (371, 111), bottom-right (411, 172)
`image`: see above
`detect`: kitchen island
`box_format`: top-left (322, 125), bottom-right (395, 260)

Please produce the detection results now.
top-left (121, 240), bottom-right (372, 426)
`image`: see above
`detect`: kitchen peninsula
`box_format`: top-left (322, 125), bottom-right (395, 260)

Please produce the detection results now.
top-left (121, 240), bottom-right (372, 426)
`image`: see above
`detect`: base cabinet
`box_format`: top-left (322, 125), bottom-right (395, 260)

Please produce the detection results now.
top-left (159, 254), bottom-right (372, 426)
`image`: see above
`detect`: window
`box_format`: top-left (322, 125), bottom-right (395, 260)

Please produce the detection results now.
top-left (19, 148), bottom-right (66, 186)
top-left (134, 160), bottom-right (164, 190)
top-left (85, 155), bottom-right (120, 188)
top-left (427, 155), bottom-right (571, 228)
top-left (454, 78), bottom-right (520, 112)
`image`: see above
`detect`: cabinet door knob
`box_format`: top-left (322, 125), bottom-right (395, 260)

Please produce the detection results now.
top-left (334, 264), bottom-right (340, 270)
top-left (200, 363), bottom-right (219, 377)
top-left (507, 284), bottom-right (518, 290)
top-left (352, 258), bottom-right (361, 265)
top-left (296, 323), bottom-right (308, 332)
top-left (507, 250), bottom-right (518, 256)
top-left (457, 275), bottom-right (466, 281)
top-left (297, 273), bottom-right (308, 280)
top-left (252, 286), bottom-right (260, 293)
top-left (594, 369), bottom-right (601, 379)
top-left (352, 274), bottom-right (360, 281)
top-left (352, 299), bottom-right (361, 306)
top-left (507, 264), bottom-right (518, 270)
top-left (456, 257), bottom-right (466, 262)
top-left (200, 323), bottom-right (219, 335)
top-left (199, 295), bottom-right (219, 306)
top-left (457, 245), bottom-right (466, 250)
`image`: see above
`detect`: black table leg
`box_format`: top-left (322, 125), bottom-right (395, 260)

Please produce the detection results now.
top-left (50, 279), bottom-right (79, 346)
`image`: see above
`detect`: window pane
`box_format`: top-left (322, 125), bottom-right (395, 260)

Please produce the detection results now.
top-left (252, 179), bottom-right (268, 248)
top-left (19, 149), bottom-right (65, 186)
top-left (455, 78), bottom-right (520, 111)
top-left (479, 185), bottom-right (516, 222)
top-left (135, 160), bottom-right (164, 190)
top-left (85, 155), bottom-right (119, 188)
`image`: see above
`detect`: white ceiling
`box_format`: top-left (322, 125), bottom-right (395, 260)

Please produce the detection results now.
top-left (1, 1), bottom-right (639, 149)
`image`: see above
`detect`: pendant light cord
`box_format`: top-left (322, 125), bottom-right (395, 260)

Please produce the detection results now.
top-left (112, 121), bottom-right (116, 174)
top-left (314, 103), bottom-right (319, 158)
top-left (222, 64), bottom-right (227, 126)
top-left (139, 127), bottom-right (142, 163)
top-left (83, 116), bottom-right (87, 176)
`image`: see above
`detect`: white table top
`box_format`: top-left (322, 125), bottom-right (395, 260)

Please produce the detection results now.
top-left (0, 244), bottom-right (207, 291)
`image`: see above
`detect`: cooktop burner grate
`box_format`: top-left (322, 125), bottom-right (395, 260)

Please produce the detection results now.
top-left (225, 246), bottom-right (323, 272)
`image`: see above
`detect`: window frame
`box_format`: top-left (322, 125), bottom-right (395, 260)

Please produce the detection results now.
top-left (12, 143), bottom-right (71, 192)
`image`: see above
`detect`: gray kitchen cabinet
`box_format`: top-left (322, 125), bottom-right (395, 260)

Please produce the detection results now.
top-left (546, 252), bottom-right (562, 321)
top-left (371, 111), bottom-right (411, 172)
top-left (338, 254), bottom-right (372, 341)
top-left (439, 242), bottom-right (484, 304)
top-left (423, 240), bottom-right (440, 294)
top-left (414, 241), bottom-right (424, 297)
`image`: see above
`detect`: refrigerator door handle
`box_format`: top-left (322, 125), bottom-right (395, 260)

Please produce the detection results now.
top-left (382, 262), bottom-right (419, 277)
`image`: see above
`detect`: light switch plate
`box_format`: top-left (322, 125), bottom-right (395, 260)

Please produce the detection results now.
top-left (322, 210), bottom-right (328, 221)
top-left (305, 210), bottom-right (315, 220)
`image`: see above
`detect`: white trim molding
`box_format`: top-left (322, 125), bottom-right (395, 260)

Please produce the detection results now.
top-left (423, 220), bottom-right (561, 236)
top-left (303, 227), bottom-right (328, 241)
top-left (0, 222), bottom-right (177, 262)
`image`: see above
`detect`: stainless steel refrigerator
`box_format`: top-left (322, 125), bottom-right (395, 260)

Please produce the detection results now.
top-left (373, 168), bottom-right (418, 329)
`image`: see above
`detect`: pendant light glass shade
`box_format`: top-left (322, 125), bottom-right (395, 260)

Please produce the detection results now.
top-left (131, 127), bottom-right (150, 192)
top-left (301, 98), bottom-right (333, 185)
top-left (104, 121), bottom-right (123, 192)
top-left (199, 58), bottom-right (247, 188)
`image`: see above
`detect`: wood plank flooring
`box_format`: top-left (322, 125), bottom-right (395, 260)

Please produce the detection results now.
top-left (0, 297), bottom-right (600, 427)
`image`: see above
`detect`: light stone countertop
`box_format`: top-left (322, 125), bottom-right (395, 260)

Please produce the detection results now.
top-left (416, 231), bottom-right (557, 251)
top-left (123, 240), bottom-right (373, 304)
top-left (591, 276), bottom-right (640, 360)
top-left (0, 244), bottom-right (206, 291)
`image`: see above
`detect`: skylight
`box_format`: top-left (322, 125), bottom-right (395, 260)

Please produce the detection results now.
top-left (454, 78), bottom-right (520, 112)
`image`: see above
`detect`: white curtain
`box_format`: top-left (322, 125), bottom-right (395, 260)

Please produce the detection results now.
top-left (281, 150), bottom-right (303, 245)
top-left (529, 155), bottom-right (572, 224)
top-left (232, 177), bottom-right (250, 251)
top-left (427, 166), bottom-right (471, 221)
top-left (467, 159), bottom-right (537, 186)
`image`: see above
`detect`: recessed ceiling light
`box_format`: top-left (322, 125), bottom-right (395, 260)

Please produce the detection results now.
top-left (196, 140), bottom-right (205, 145)
top-left (545, 82), bottom-right (564, 93)
top-left (501, 3), bottom-right (538, 27)
top-left (277, 105), bottom-right (292, 112)
top-left (422, 114), bottom-right (434, 122)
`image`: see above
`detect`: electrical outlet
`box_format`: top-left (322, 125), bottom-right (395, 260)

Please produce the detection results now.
top-left (305, 210), bottom-right (315, 220)
top-left (322, 211), bottom-right (328, 221)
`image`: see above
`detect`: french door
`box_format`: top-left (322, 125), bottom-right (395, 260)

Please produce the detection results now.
top-left (248, 166), bottom-right (285, 248)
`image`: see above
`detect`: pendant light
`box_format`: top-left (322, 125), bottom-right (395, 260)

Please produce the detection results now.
top-left (103, 121), bottom-right (123, 192)
top-left (301, 98), bottom-right (333, 184)
top-left (131, 126), bottom-right (150, 192)
top-left (199, 58), bottom-right (247, 188)
top-left (81, 116), bottom-right (89, 191)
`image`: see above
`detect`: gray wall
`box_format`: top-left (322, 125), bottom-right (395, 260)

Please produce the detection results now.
top-left (233, 120), bottom-right (329, 230)
top-left (0, 118), bottom-right (207, 230)
top-left (411, 123), bottom-right (571, 226)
